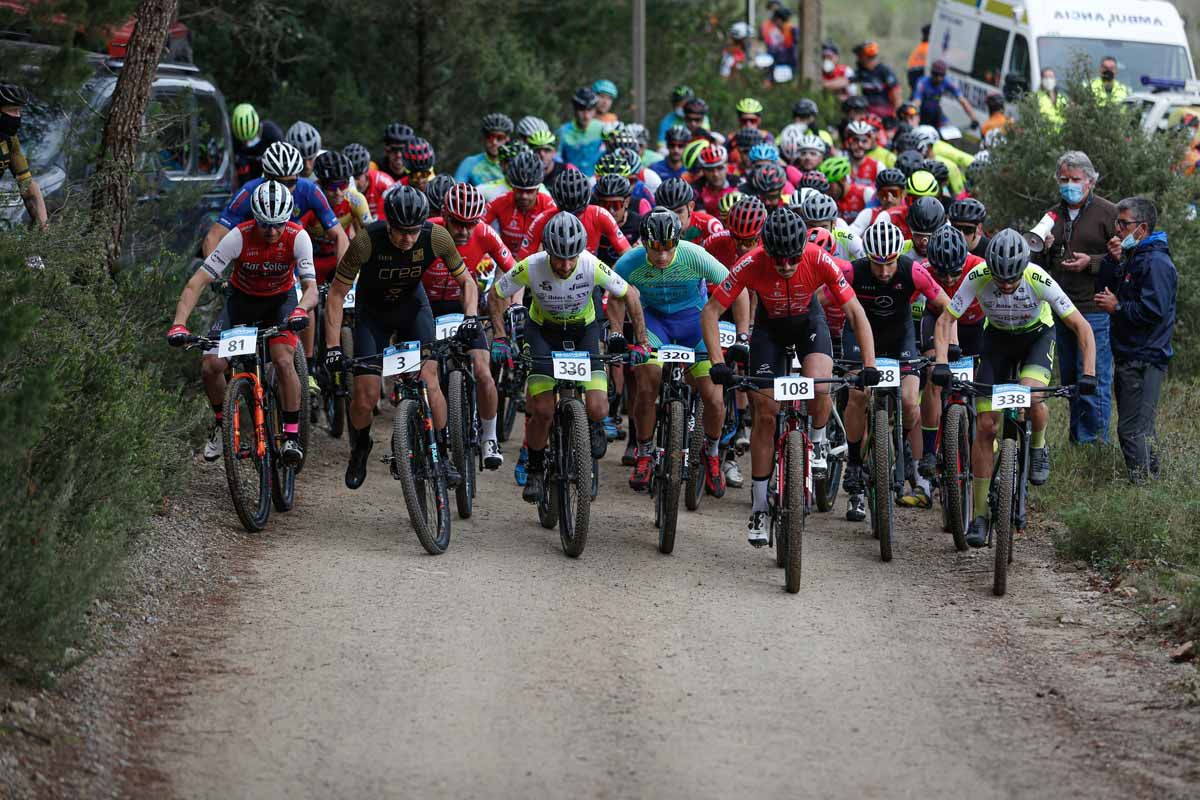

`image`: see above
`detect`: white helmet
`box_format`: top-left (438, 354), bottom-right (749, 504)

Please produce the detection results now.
top-left (797, 132), bottom-right (827, 155)
top-left (777, 123), bottom-right (807, 162)
top-left (261, 141), bottom-right (304, 179)
top-left (514, 115), bottom-right (550, 139)
top-left (846, 120), bottom-right (874, 138)
top-left (286, 120), bottom-right (322, 158)
top-left (250, 180), bottom-right (295, 225)
top-left (914, 124), bottom-right (940, 150)
top-left (730, 21), bottom-right (752, 40)
top-left (863, 219), bottom-right (906, 262)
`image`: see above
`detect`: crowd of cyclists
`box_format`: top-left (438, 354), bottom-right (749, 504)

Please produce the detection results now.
top-left (164, 51), bottom-right (1098, 578)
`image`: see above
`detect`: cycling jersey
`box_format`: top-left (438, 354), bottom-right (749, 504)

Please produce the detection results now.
top-left (202, 220), bottom-right (315, 297)
top-left (682, 209), bottom-right (724, 243)
top-left (421, 218), bottom-right (514, 303)
top-left (455, 152), bottom-right (505, 186)
top-left (303, 188), bottom-right (372, 281)
top-left (335, 220), bottom-right (463, 311)
top-left (556, 119), bottom-right (605, 176)
top-left (849, 205), bottom-right (910, 239)
top-left (649, 159), bottom-right (687, 182)
top-left (0, 134), bottom-right (32, 192)
top-left (493, 250), bottom-right (628, 326)
top-left (479, 177), bottom-right (512, 204)
top-left (218, 176), bottom-right (338, 232)
top-left (947, 264), bottom-right (1076, 332)
top-left (597, 208), bottom-right (642, 267)
top-left (832, 226), bottom-right (867, 261)
top-left (696, 181), bottom-right (737, 215)
top-left (485, 189), bottom-right (556, 254)
top-left (713, 244), bottom-right (853, 319)
top-left (518, 205), bottom-right (630, 262)
top-left (844, 255), bottom-right (942, 342)
top-left (851, 156), bottom-right (882, 187)
top-left (837, 183), bottom-right (873, 224)
top-left (232, 120), bottom-right (283, 186)
top-left (359, 168), bottom-right (395, 219)
top-left (926, 253), bottom-right (986, 325)
top-left (613, 240), bottom-right (728, 314)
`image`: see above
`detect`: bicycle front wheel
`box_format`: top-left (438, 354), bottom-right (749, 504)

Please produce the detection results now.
top-left (265, 378), bottom-right (295, 513)
top-left (784, 430), bottom-right (807, 593)
top-left (942, 404), bottom-right (970, 552)
top-left (222, 376), bottom-right (271, 532)
top-left (684, 399), bottom-right (705, 512)
top-left (871, 406), bottom-right (894, 562)
top-left (293, 348), bottom-right (311, 474)
top-left (557, 398), bottom-right (592, 558)
top-left (448, 370), bottom-right (475, 520)
top-left (394, 399), bottom-right (452, 555)
top-left (993, 438), bottom-right (1018, 596)
top-left (657, 400), bottom-right (685, 554)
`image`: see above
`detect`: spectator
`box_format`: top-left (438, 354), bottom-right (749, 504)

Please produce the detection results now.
top-left (760, 4), bottom-right (797, 75)
top-left (1037, 151), bottom-right (1117, 444)
top-left (906, 24), bottom-right (931, 94)
top-left (557, 86), bottom-right (604, 176)
top-left (821, 40), bottom-right (852, 100)
top-left (852, 41), bottom-right (901, 119)
top-left (979, 92), bottom-right (1010, 137)
top-left (1036, 68), bottom-right (1065, 126)
top-left (1090, 55), bottom-right (1129, 106)
top-left (721, 21), bottom-right (753, 79)
top-left (912, 60), bottom-right (980, 129)
top-left (1094, 196), bottom-right (1177, 483)
top-left (593, 79), bottom-right (620, 125)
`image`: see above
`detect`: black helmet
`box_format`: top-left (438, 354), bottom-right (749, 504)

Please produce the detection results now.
top-left (593, 173), bottom-right (631, 199)
top-left (927, 225), bottom-right (969, 276)
top-left (683, 97), bottom-right (709, 116)
top-left (748, 163), bottom-right (787, 196)
top-left (0, 82), bottom-right (30, 106)
top-left (543, 212), bottom-right (588, 259)
top-left (800, 192), bottom-right (839, 224)
top-left (892, 131), bottom-right (922, 154)
top-left (796, 171), bottom-right (830, 194)
top-left (985, 228), bottom-right (1030, 282)
top-left (907, 196), bottom-right (947, 235)
top-left (654, 177), bottom-right (694, 210)
top-left (895, 149), bottom-right (925, 176)
top-left (664, 125), bottom-right (690, 145)
top-left (551, 168), bottom-right (591, 212)
top-left (875, 167), bottom-right (906, 189)
top-left (842, 96), bottom-right (869, 113)
top-left (572, 86), bottom-right (598, 110)
top-left (424, 175), bottom-right (457, 213)
top-left (792, 98), bottom-right (818, 118)
top-left (314, 150), bottom-right (353, 181)
top-left (505, 151), bottom-right (544, 190)
top-left (342, 143), bottom-right (371, 176)
top-left (480, 113), bottom-right (514, 135)
top-left (735, 126), bottom-right (765, 152)
top-left (761, 207), bottom-right (808, 259)
top-left (948, 197), bottom-right (987, 225)
top-left (384, 184), bottom-right (430, 228)
top-left (384, 122), bottom-right (414, 145)
top-left (639, 206), bottom-right (682, 247)
top-left (920, 158), bottom-right (950, 185)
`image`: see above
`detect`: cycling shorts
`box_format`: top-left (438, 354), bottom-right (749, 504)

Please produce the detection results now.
top-left (919, 312), bottom-right (983, 358)
top-left (207, 287), bottom-right (299, 350)
top-left (353, 301), bottom-right (435, 377)
top-left (842, 320), bottom-right (917, 362)
top-left (642, 305), bottom-right (711, 379)
top-left (748, 306), bottom-right (832, 381)
top-left (974, 323), bottom-right (1056, 412)
top-left (525, 319), bottom-right (607, 397)
top-left (430, 299), bottom-right (487, 351)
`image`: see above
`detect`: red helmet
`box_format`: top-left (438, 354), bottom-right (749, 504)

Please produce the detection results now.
top-left (808, 226), bottom-right (837, 255)
top-left (443, 182), bottom-right (487, 223)
top-left (697, 144), bottom-right (728, 169)
top-left (403, 137), bottom-right (436, 170)
top-left (726, 195), bottom-right (768, 239)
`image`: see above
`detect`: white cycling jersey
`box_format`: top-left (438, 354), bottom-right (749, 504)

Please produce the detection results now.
top-left (493, 250), bottom-right (628, 326)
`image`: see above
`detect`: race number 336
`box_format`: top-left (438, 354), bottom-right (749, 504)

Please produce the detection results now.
top-left (219, 326), bottom-right (257, 358)
top-left (551, 350), bottom-right (590, 382)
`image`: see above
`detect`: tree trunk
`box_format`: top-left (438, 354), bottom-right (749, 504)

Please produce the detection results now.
top-left (90, 0), bottom-right (178, 275)
top-left (797, 0), bottom-right (822, 88)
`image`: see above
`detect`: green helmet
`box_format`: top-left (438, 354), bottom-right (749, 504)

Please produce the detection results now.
top-left (817, 155), bottom-right (851, 184)
top-left (231, 103), bottom-right (260, 143)
top-left (735, 97), bottom-right (764, 116)
top-left (682, 138), bottom-right (709, 169)
top-left (527, 129), bottom-right (557, 150)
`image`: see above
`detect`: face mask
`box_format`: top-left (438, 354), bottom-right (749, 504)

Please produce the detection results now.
top-left (1121, 232), bottom-right (1139, 250)
top-left (1059, 183), bottom-right (1084, 205)
top-left (823, 59), bottom-right (835, 73)
top-left (0, 113), bottom-right (19, 137)
top-left (1101, 69), bottom-right (1115, 81)
top-left (1041, 77), bottom-right (1056, 92)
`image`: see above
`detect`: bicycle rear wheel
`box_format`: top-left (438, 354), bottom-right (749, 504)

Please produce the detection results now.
top-left (871, 406), bottom-right (894, 562)
top-left (942, 404), bottom-right (970, 552)
top-left (993, 439), bottom-right (1018, 596)
top-left (496, 365), bottom-right (518, 443)
top-left (657, 400), bottom-right (685, 554)
top-left (394, 399), bottom-right (452, 554)
top-left (684, 399), bottom-right (704, 512)
top-left (784, 430), bottom-right (807, 593)
top-left (265, 376), bottom-right (295, 513)
top-left (816, 413), bottom-right (845, 512)
top-left (448, 370), bottom-right (475, 520)
top-left (222, 376), bottom-right (271, 532)
top-left (293, 348), bottom-right (311, 473)
top-left (557, 398), bottom-right (592, 558)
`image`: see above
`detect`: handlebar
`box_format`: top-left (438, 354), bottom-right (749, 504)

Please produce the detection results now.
top-left (948, 379), bottom-right (1077, 399)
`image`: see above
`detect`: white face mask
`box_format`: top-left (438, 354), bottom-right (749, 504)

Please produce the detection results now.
top-left (823, 59), bottom-right (835, 73)
top-left (1042, 77), bottom-right (1056, 92)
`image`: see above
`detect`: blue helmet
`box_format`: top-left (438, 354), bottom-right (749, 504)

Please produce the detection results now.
top-left (592, 79), bottom-right (618, 99)
top-left (748, 143), bottom-right (780, 163)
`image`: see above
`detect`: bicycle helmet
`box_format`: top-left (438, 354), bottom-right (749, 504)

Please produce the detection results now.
top-left (600, 120), bottom-right (625, 142)
top-left (505, 151), bottom-right (544, 190)
top-left (795, 171), bottom-right (830, 195)
top-left (906, 169), bottom-right (939, 198)
top-left (515, 115), bottom-right (550, 139)
top-left (286, 121), bottom-right (321, 159)
top-left (735, 126), bottom-right (765, 153)
top-left (0, 82), bottom-right (31, 107)
top-left (906, 195), bottom-right (947, 234)
top-left (761, 207), bottom-right (807, 258)
top-left (895, 149), bottom-right (925, 177)
top-left (748, 163), bottom-right (787, 196)
top-left (384, 184), bottom-right (430, 228)
top-left (682, 139), bottom-right (709, 170)
top-left (926, 225), bottom-right (969, 276)
top-left (497, 140), bottom-right (530, 163)
top-left (777, 124), bottom-right (806, 162)
top-left (736, 97), bottom-right (764, 116)
top-left (697, 144), bottom-right (728, 169)
top-left (403, 137), bottom-right (436, 170)
top-left (313, 150), bottom-right (352, 182)
top-left (655, 177), bottom-right (694, 210)
top-left (921, 158), bottom-right (950, 186)
top-left (424, 174), bottom-right (456, 213)
top-left (796, 132), bottom-right (827, 155)
top-left (671, 85), bottom-right (695, 105)
top-left (718, 190), bottom-right (745, 217)
top-left (230, 103), bottom-right (260, 142)
top-left (683, 97), bottom-right (709, 117)
top-left (261, 141), bottom-right (304, 179)
top-left (792, 98), bottom-right (819, 118)
top-left (817, 156), bottom-right (851, 184)
top-left (594, 172), bottom-right (632, 199)
top-left (609, 134), bottom-right (640, 158)
top-left (551, 168), bottom-right (592, 213)
top-left (845, 120), bottom-right (874, 139)
top-left (726, 195), bottom-right (768, 239)
top-left (384, 123), bottom-right (415, 145)
top-left (572, 86), bottom-right (598, 110)
top-left (875, 168), bottom-right (906, 190)
top-left (527, 129), bottom-right (557, 150)
top-left (640, 206), bottom-right (683, 248)
top-left (625, 122), bottom-right (650, 148)
top-left (800, 191), bottom-right (839, 224)
top-left (595, 150), bottom-right (632, 177)
top-left (444, 182), bottom-right (487, 223)
top-left (592, 78), bottom-right (618, 99)
top-left (842, 96), bottom-right (869, 114)
top-left (748, 143), bottom-right (779, 163)
top-left (892, 131), bottom-right (924, 155)
top-left (985, 228), bottom-right (1030, 282)
top-left (914, 125), bottom-right (940, 151)
top-left (862, 219), bottom-right (906, 262)
top-left (250, 180), bottom-right (295, 225)
top-left (948, 197), bottom-right (987, 225)
top-left (543, 211), bottom-right (588, 259)
top-left (664, 125), bottom-right (691, 145)
top-left (480, 113), bottom-right (514, 135)
top-left (808, 226), bottom-right (837, 255)
top-left (342, 143), bottom-right (372, 177)
top-left (729, 21), bottom-right (752, 40)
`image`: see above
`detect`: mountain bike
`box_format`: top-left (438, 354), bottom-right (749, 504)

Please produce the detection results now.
top-left (431, 313), bottom-right (488, 521)
top-left (647, 345), bottom-right (697, 555)
top-left (314, 282), bottom-right (356, 439)
top-left (493, 304), bottom-right (528, 443)
top-left (937, 357), bottom-right (977, 552)
top-left (686, 321), bottom-right (740, 513)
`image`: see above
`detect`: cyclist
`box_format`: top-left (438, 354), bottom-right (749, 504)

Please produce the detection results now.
top-left (593, 79), bottom-right (620, 125)
top-left (704, 207), bottom-right (880, 545)
top-left (230, 102), bottom-right (284, 188)
top-left (167, 181), bottom-right (316, 465)
top-left (381, 122), bottom-right (415, 182)
top-left (611, 208), bottom-right (745, 495)
top-left (0, 83), bottom-right (48, 229)
top-left (557, 86), bottom-right (604, 176)
top-left (595, 150), bottom-right (653, 215)
top-left (479, 141), bottom-right (534, 203)
top-left (323, 185), bottom-right (480, 490)
top-left (527, 128), bottom-right (565, 186)
top-left (400, 138), bottom-right (436, 192)
top-left (424, 175), bottom-right (457, 216)
top-left (594, 173), bottom-right (642, 265)
top-left (455, 113), bottom-right (513, 186)
top-left (652, 125), bottom-right (691, 182)
top-left (844, 120), bottom-right (882, 186)
top-left (425, 182), bottom-right (513, 469)
top-left (515, 115), bottom-right (551, 145)
top-left (489, 212), bottom-right (650, 503)
top-left (286, 121), bottom-right (322, 178)
top-left (743, 163), bottom-right (794, 211)
top-left (518, 169), bottom-right (630, 261)
top-left (839, 220), bottom-right (949, 517)
top-left (947, 196), bottom-right (990, 259)
top-left (800, 191), bottom-right (866, 261)
top-left (623, 123), bottom-right (662, 169)
top-left (485, 151), bottom-right (556, 256)
top-left (694, 144), bottom-right (737, 214)
top-left (657, 85), bottom-right (706, 149)
top-left (820, 156), bottom-right (872, 224)
top-left (912, 60), bottom-right (981, 130)
top-left (344, 142), bottom-right (395, 220)
top-left (656, 177), bottom-right (725, 243)
top-left (794, 132), bottom-right (828, 173)
top-left (932, 229), bottom-right (1097, 547)
top-left (849, 167), bottom-right (909, 236)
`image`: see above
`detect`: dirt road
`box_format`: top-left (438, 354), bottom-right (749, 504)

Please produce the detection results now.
top-left (148, 414), bottom-right (1199, 799)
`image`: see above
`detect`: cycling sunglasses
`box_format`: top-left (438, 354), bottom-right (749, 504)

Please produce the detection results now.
top-left (407, 169), bottom-right (433, 181)
top-left (257, 220), bottom-right (287, 231)
top-left (953, 224), bottom-right (978, 237)
top-left (321, 179), bottom-right (349, 193)
top-left (485, 133), bottom-right (508, 144)
top-left (732, 234), bottom-right (760, 247)
top-left (385, 145), bottom-right (406, 154)
top-left (598, 197), bottom-right (627, 212)
top-left (877, 187), bottom-right (903, 200)
top-left (646, 238), bottom-right (679, 252)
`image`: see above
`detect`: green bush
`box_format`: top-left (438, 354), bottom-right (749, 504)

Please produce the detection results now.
top-left (0, 219), bottom-right (199, 672)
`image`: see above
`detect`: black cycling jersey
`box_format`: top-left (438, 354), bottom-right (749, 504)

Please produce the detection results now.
top-left (846, 254), bottom-right (932, 342)
top-left (597, 209), bottom-right (642, 266)
top-left (335, 220), bottom-right (464, 311)
top-left (233, 120), bottom-right (283, 186)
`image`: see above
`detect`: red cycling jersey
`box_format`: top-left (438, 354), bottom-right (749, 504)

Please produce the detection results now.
top-left (202, 220), bottom-right (314, 297)
top-left (518, 205), bottom-right (631, 261)
top-left (927, 253), bottom-right (986, 325)
top-left (837, 183), bottom-right (870, 223)
top-left (683, 209), bottom-right (725, 242)
top-left (422, 217), bottom-right (516, 303)
top-left (712, 243), bottom-right (854, 319)
top-left (851, 156), bottom-right (881, 186)
top-left (823, 252), bottom-right (855, 334)
top-left (696, 182), bottom-right (737, 215)
top-left (361, 168), bottom-right (395, 220)
top-left (485, 190), bottom-right (556, 254)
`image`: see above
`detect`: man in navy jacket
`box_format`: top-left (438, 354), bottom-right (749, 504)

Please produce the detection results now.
top-left (1095, 196), bottom-right (1177, 482)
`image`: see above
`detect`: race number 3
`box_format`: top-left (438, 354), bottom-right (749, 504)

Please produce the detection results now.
top-left (991, 383), bottom-right (1031, 409)
top-left (773, 376), bottom-right (813, 400)
top-left (718, 321), bottom-right (737, 350)
top-left (950, 357), bottom-right (974, 383)
top-left (218, 326), bottom-right (257, 358)
top-left (383, 341), bottom-right (421, 376)
top-left (875, 357), bottom-right (900, 388)
top-left (657, 345), bottom-right (695, 363)
top-left (435, 313), bottom-right (465, 340)
top-left (551, 350), bottom-right (591, 382)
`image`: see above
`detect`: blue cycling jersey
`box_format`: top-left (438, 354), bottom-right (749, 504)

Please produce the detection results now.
top-left (218, 176), bottom-right (338, 231)
top-left (614, 240), bottom-right (728, 315)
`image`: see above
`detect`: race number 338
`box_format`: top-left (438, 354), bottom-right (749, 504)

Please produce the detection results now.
top-left (875, 357), bottom-right (901, 388)
top-left (551, 350), bottom-right (590, 382)
top-left (991, 383), bottom-right (1031, 409)
top-left (219, 326), bottom-right (257, 358)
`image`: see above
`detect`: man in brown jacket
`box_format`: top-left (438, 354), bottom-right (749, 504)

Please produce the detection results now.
top-left (1037, 150), bottom-right (1115, 445)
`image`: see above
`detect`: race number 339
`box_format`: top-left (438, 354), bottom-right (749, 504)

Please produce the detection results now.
top-left (552, 350), bottom-right (591, 382)
top-left (991, 383), bottom-right (1031, 409)
top-left (718, 321), bottom-right (737, 349)
top-left (219, 326), bottom-right (257, 358)
top-left (773, 376), bottom-right (813, 400)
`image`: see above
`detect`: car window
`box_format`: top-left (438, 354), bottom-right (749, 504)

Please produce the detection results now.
top-left (1009, 34), bottom-right (1030, 88)
top-left (146, 90), bottom-right (193, 176)
top-left (194, 92), bottom-right (226, 177)
top-left (971, 24), bottom-right (1009, 88)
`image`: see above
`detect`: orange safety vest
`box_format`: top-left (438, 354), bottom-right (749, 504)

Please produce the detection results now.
top-left (907, 41), bottom-right (928, 71)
